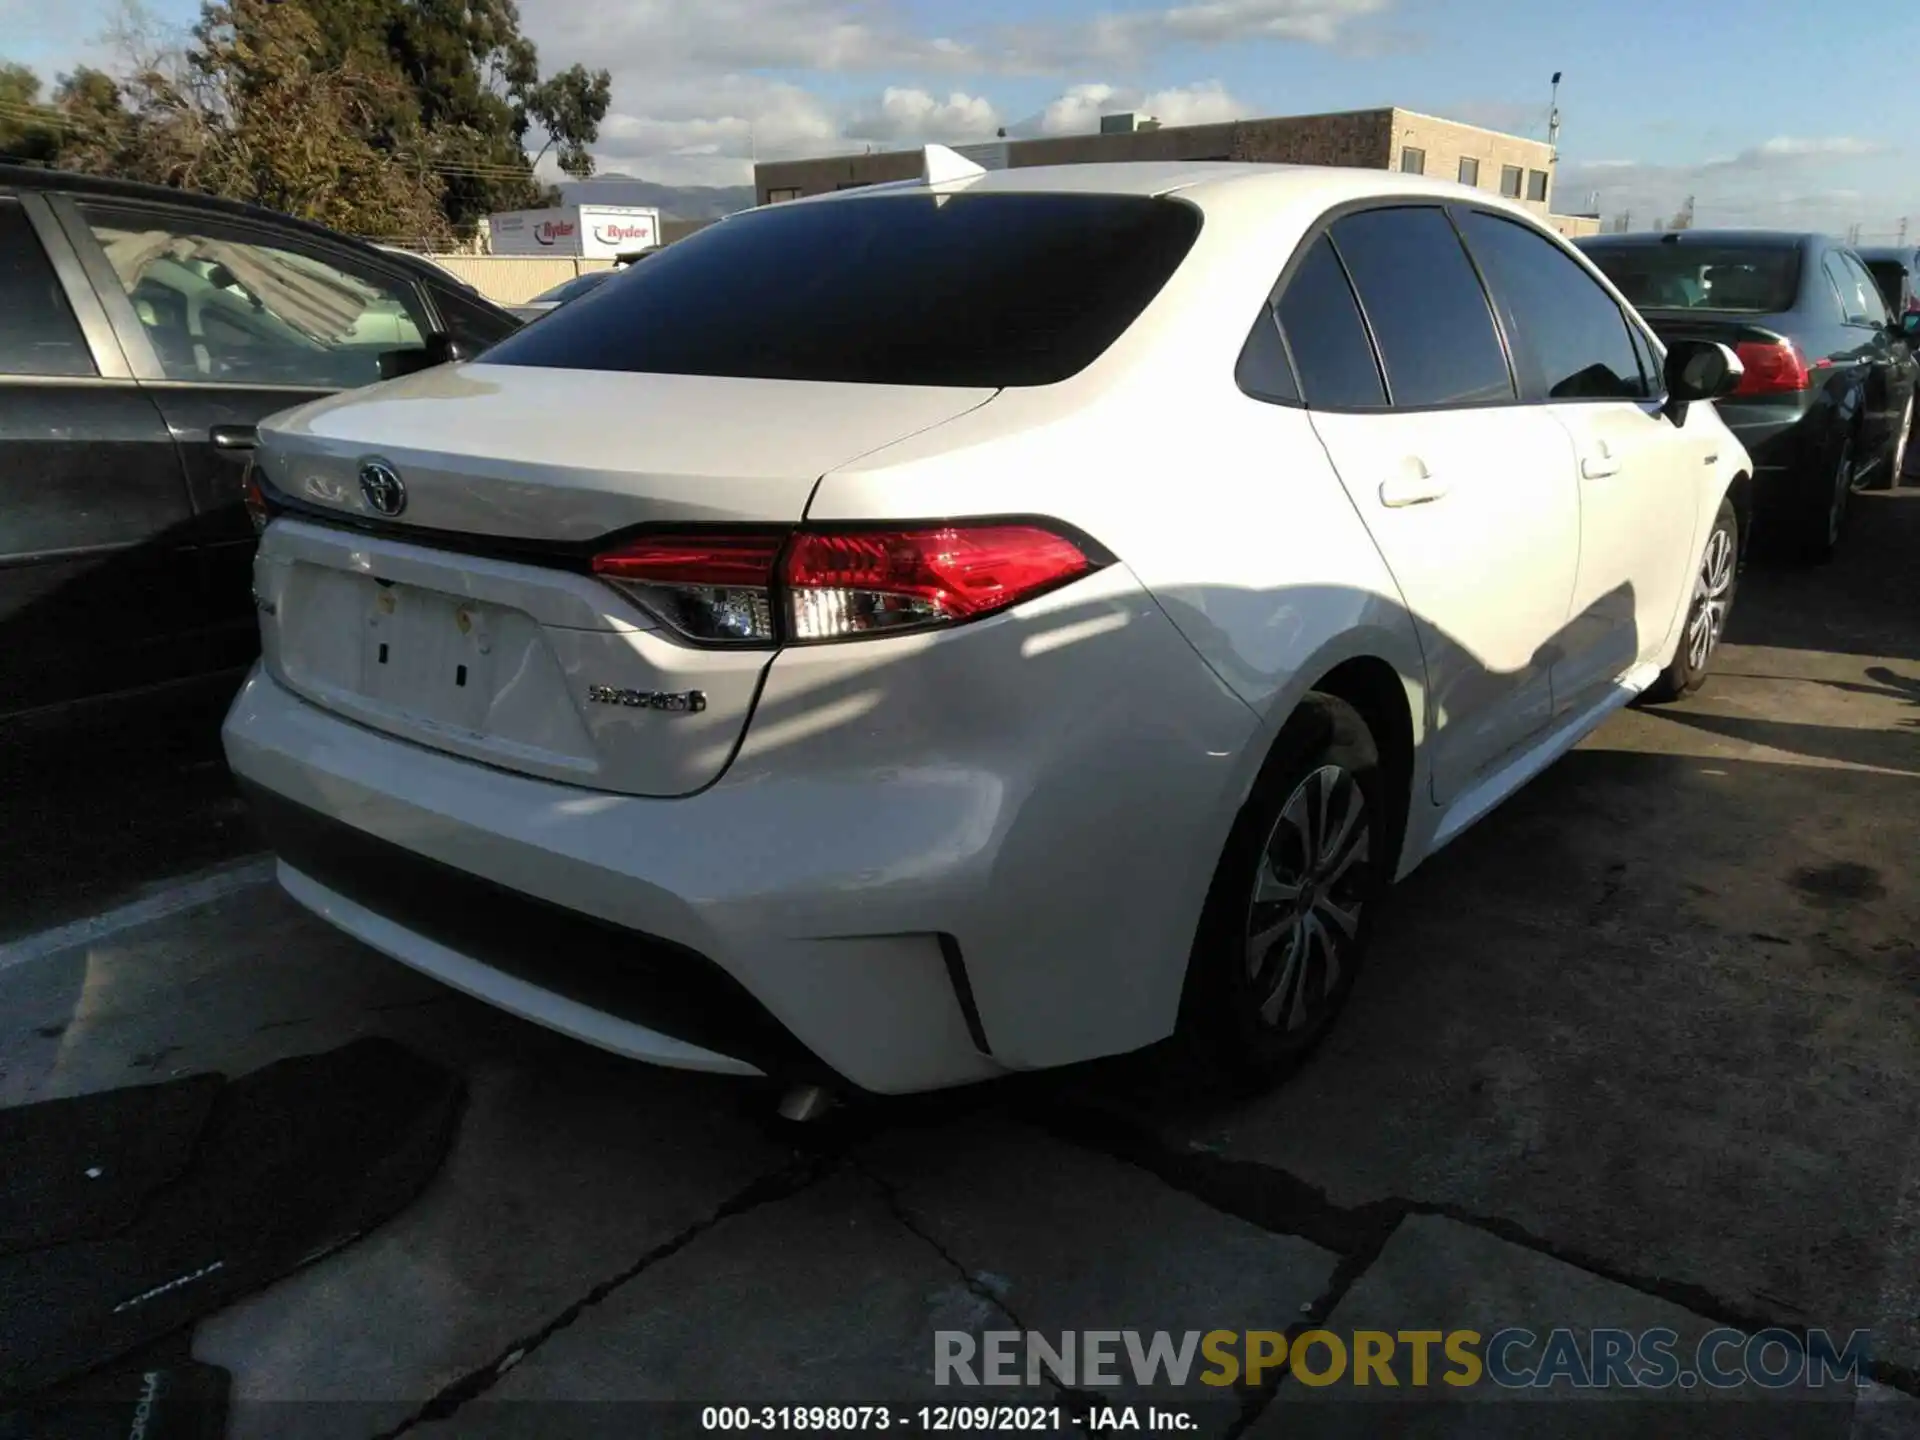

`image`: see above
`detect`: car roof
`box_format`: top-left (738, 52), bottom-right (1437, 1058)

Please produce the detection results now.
top-left (1578, 229), bottom-right (1820, 250)
top-left (0, 162), bottom-right (401, 255)
top-left (791, 159), bottom-right (1549, 227)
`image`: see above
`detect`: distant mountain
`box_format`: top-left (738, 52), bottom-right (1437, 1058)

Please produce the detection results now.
top-left (558, 174), bottom-right (754, 220)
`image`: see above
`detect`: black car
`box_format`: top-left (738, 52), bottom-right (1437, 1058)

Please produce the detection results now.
top-left (1577, 230), bottom-right (1919, 559)
top-left (0, 165), bottom-right (520, 729)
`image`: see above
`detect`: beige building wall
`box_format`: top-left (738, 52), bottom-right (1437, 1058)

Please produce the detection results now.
top-left (419, 255), bottom-right (615, 305)
top-left (1387, 110), bottom-right (1558, 217)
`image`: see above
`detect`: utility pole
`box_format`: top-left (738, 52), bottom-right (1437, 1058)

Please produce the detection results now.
top-left (1547, 71), bottom-right (1561, 148)
top-left (1900, 216), bottom-right (1909, 245)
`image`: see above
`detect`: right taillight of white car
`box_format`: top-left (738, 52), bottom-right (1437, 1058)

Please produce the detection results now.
top-left (591, 522), bottom-right (1102, 646)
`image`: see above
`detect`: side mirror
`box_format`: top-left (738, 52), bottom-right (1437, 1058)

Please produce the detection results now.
top-left (1664, 339), bottom-right (1745, 404)
top-left (1902, 311), bottom-right (1920, 339)
top-left (377, 333), bottom-right (474, 381)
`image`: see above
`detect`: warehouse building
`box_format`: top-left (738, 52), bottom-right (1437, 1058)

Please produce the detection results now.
top-left (754, 106), bottom-right (1602, 238)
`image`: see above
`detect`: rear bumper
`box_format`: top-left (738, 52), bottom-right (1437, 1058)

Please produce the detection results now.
top-left (1715, 402), bottom-right (1831, 511)
top-left (223, 564), bottom-right (1259, 1093)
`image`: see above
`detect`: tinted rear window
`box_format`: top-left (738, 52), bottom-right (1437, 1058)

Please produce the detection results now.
top-left (1582, 244), bottom-right (1800, 313)
top-left (482, 192), bottom-right (1202, 388)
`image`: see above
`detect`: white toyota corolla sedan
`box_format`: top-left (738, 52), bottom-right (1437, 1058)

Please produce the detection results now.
top-left (225, 153), bottom-right (1752, 1096)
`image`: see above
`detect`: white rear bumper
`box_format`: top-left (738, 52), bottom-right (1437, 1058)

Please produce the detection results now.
top-left (224, 563), bottom-right (1260, 1093)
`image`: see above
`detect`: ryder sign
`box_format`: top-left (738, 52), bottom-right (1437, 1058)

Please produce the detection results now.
top-left (487, 204), bottom-right (661, 259)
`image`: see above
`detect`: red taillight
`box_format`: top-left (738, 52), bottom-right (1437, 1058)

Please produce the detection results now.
top-left (784, 525), bottom-right (1095, 640)
top-left (590, 522), bottom-right (1099, 645)
top-left (591, 533), bottom-right (785, 644)
top-left (1731, 338), bottom-right (1811, 397)
top-left (242, 466), bottom-right (271, 534)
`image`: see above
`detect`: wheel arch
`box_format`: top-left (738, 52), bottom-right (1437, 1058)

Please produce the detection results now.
top-left (1304, 656), bottom-right (1418, 883)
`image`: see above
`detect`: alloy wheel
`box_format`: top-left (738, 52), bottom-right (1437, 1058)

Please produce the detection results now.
top-left (1685, 524), bottom-right (1736, 672)
top-left (1894, 395), bottom-right (1914, 486)
top-left (1245, 764), bottom-right (1370, 1034)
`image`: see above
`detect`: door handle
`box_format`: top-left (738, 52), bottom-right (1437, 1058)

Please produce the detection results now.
top-left (1378, 466), bottom-right (1448, 508)
top-left (1580, 444), bottom-right (1620, 480)
top-left (209, 424), bottom-right (258, 451)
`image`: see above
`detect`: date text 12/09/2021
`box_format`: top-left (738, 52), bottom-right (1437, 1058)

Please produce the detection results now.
top-left (700, 1405), bottom-right (1199, 1432)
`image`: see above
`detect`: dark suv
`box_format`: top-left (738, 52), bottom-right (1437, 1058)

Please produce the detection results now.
top-left (0, 166), bottom-right (520, 728)
top-left (1577, 230), bottom-right (1918, 559)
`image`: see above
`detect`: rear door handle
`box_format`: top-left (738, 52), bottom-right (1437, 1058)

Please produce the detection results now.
top-left (1378, 466), bottom-right (1448, 508)
top-left (209, 424), bottom-right (257, 451)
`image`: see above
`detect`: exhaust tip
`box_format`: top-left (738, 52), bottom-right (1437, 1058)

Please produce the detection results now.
top-left (776, 1083), bottom-right (839, 1123)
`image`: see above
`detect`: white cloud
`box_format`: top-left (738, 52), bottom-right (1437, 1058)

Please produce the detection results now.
top-left (849, 87), bottom-right (1004, 145)
top-left (1029, 79), bottom-right (1247, 137)
top-left (1558, 135), bottom-right (1912, 234)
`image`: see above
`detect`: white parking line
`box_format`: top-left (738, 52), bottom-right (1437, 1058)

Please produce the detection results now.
top-left (0, 858), bottom-right (275, 974)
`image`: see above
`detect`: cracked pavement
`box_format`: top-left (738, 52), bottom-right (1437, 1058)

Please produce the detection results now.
top-left (2, 492), bottom-right (1918, 1437)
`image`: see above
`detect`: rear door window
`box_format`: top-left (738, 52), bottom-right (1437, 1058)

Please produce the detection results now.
top-left (1457, 210), bottom-right (1649, 401)
top-left (0, 199), bottom-right (96, 377)
top-left (481, 192), bottom-right (1201, 388)
top-left (1837, 252), bottom-right (1890, 326)
top-left (1327, 206), bottom-right (1513, 408)
top-left (1275, 234), bottom-right (1386, 410)
top-left (77, 205), bottom-right (431, 388)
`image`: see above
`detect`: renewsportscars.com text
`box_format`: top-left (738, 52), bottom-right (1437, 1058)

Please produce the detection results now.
top-left (936, 1327), bottom-right (1871, 1391)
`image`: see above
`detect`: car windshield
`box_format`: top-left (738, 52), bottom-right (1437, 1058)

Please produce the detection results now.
top-left (1583, 244), bottom-right (1800, 313)
top-left (528, 272), bottom-right (613, 305)
top-left (481, 191), bottom-right (1203, 387)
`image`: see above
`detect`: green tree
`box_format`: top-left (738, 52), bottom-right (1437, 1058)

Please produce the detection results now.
top-left (0, 63), bottom-right (64, 164)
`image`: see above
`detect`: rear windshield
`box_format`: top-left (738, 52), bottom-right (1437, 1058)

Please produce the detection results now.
top-left (1583, 244), bottom-right (1800, 314)
top-left (480, 192), bottom-right (1202, 388)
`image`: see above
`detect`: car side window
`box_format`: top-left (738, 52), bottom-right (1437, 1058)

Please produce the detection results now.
top-left (1327, 207), bottom-right (1513, 408)
top-left (1275, 234), bottom-right (1386, 409)
top-left (1839, 253), bottom-right (1890, 326)
top-left (430, 283), bottom-right (520, 353)
top-left (1823, 253), bottom-right (1878, 327)
top-left (77, 204), bottom-right (430, 388)
top-left (0, 199), bottom-right (97, 377)
top-left (1457, 210), bottom-right (1650, 402)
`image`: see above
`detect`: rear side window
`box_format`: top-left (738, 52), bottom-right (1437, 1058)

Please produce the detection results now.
top-left (1275, 235), bottom-right (1385, 410)
top-left (1864, 259), bottom-right (1906, 314)
top-left (431, 284), bottom-right (520, 353)
top-left (1837, 252), bottom-right (1889, 326)
top-left (1583, 244), bottom-right (1799, 314)
top-left (481, 193), bottom-right (1202, 388)
top-left (0, 200), bottom-right (96, 377)
top-left (1328, 207), bottom-right (1513, 408)
top-left (1458, 211), bottom-right (1649, 401)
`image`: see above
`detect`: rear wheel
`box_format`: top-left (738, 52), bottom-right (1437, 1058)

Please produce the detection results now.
top-left (1179, 696), bottom-right (1388, 1092)
top-left (1641, 498), bottom-right (1738, 705)
top-left (1874, 391), bottom-right (1914, 492)
top-left (1799, 433), bottom-right (1855, 564)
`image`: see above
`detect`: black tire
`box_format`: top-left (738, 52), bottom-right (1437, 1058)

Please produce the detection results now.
top-left (1797, 431), bottom-right (1856, 565)
top-left (1640, 497), bottom-right (1739, 705)
top-left (1874, 391), bottom-right (1914, 492)
top-left (1177, 695), bottom-right (1389, 1094)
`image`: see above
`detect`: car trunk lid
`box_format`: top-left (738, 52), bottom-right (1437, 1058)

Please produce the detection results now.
top-left (251, 364), bottom-right (997, 796)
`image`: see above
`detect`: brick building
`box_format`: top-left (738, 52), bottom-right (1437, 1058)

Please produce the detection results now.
top-left (753, 107), bottom-right (1602, 238)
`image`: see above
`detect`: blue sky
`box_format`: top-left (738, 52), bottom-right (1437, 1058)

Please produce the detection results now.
top-left (7, 0), bottom-right (1917, 233)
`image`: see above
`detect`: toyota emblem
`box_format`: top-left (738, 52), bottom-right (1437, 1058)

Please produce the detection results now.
top-left (358, 460), bottom-right (407, 517)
